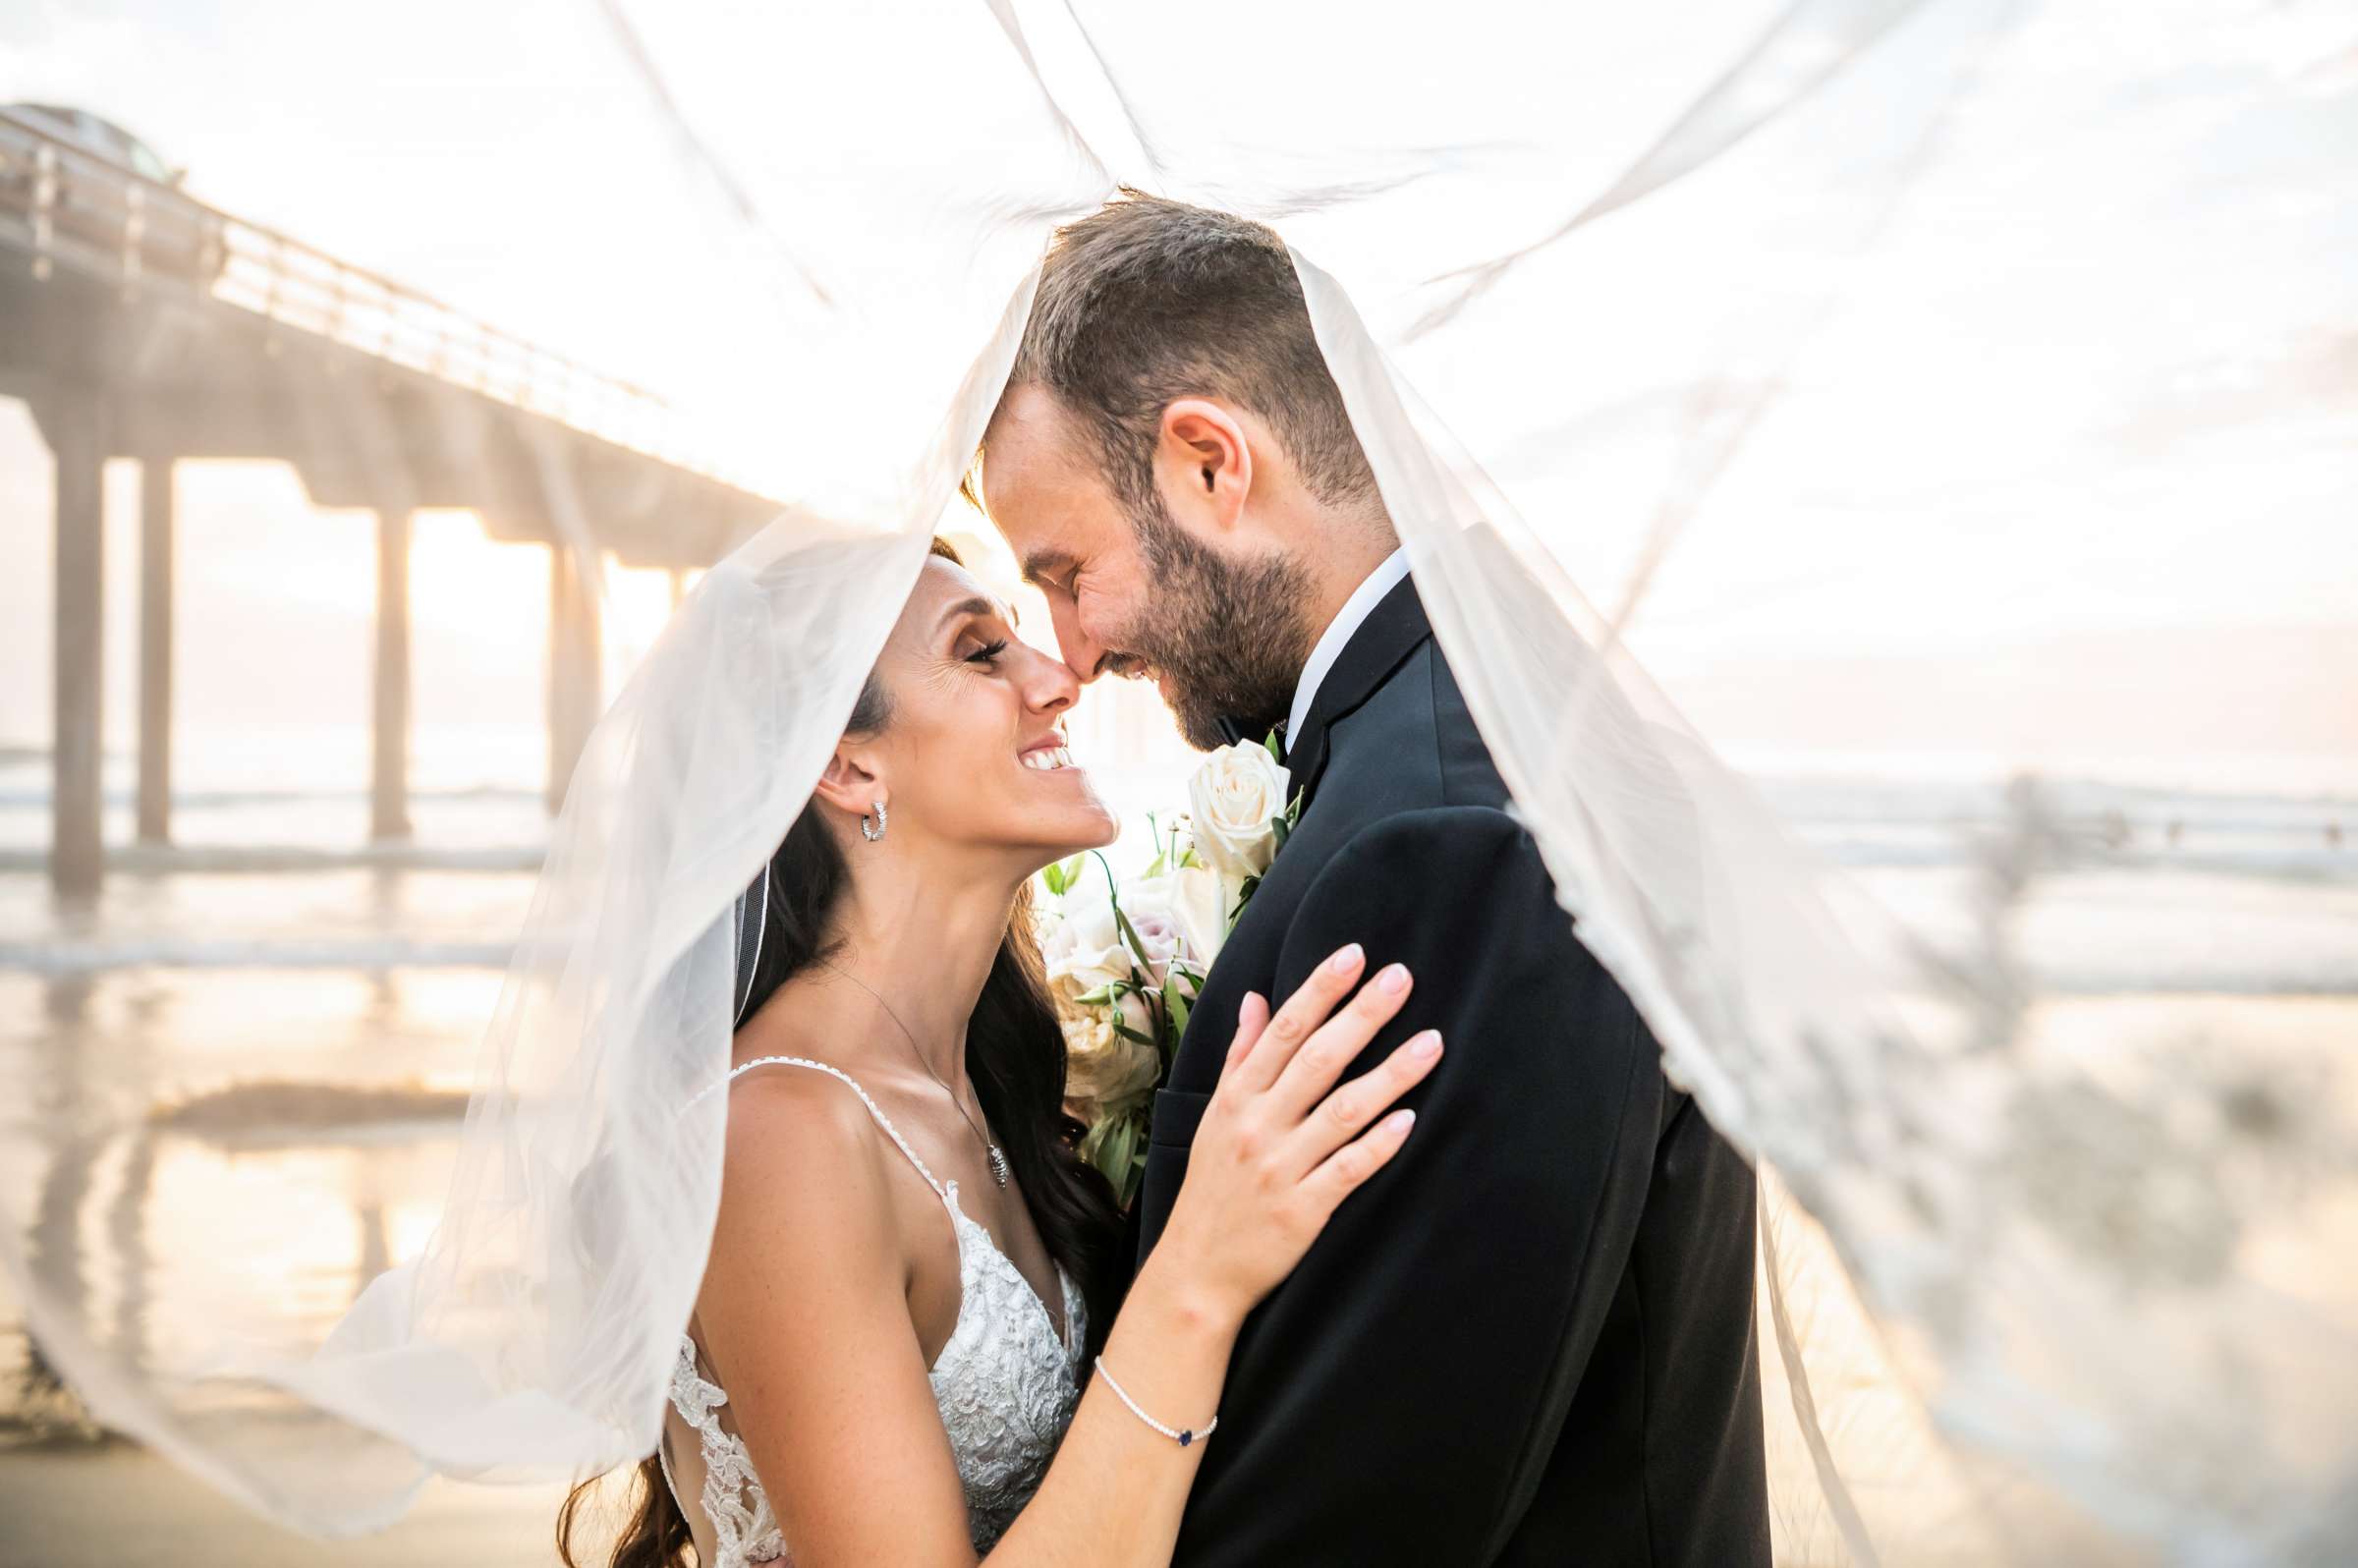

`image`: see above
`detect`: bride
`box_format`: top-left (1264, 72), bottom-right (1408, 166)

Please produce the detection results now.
top-left (557, 538), bottom-right (1442, 1568)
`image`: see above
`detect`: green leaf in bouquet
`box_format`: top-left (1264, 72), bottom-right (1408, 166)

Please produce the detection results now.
top-left (1162, 972), bottom-right (1193, 1036)
top-left (1078, 1115), bottom-right (1115, 1189)
top-left (1264, 731), bottom-right (1284, 765)
top-left (1110, 900), bottom-right (1153, 967)
top-left (1269, 812), bottom-right (1290, 852)
top-left (1073, 983), bottom-right (1118, 1008)
top-left (1111, 1017), bottom-right (1157, 1046)
top-left (1104, 1114), bottom-right (1143, 1208)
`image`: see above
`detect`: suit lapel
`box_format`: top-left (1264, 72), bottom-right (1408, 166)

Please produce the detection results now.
top-left (1282, 577), bottom-right (1432, 812)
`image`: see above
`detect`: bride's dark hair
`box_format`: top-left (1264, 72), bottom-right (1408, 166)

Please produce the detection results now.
top-left (559, 537), bottom-right (1126, 1568)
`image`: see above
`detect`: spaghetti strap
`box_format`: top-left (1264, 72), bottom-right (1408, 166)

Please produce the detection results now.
top-left (706, 1054), bottom-right (954, 1204)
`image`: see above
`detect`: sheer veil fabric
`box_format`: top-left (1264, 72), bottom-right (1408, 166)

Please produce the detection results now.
top-left (4, 1), bottom-right (2353, 1563)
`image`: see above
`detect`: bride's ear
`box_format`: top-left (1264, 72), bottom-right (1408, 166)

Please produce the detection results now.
top-left (810, 745), bottom-right (883, 820)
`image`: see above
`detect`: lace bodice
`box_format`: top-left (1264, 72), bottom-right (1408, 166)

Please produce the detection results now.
top-left (663, 1057), bottom-right (1088, 1566)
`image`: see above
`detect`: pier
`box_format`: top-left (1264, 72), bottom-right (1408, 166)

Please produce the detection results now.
top-left (0, 106), bottom-right (780, 895)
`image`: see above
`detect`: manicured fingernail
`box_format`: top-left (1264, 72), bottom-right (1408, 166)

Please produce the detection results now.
top-left (1378, 963), bottom-right (1410, 994)
top-left (1386, 1108), bottom-right (1416, 1133)
top-left (1410, 1030), bottom-right (1442, 1059)
top-left (1327, 943), bottom-right (1364, 974)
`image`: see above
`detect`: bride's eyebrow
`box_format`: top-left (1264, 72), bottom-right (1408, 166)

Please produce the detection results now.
top-left (935, 596), bottom-right (1018, 635)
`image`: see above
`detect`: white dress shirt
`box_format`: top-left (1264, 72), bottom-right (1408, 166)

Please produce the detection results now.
top-left (1284, 547), bottom-right (1411, 748)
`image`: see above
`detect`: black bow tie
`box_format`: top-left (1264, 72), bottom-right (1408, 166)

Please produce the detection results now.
top-left (1213, 715), bottom-right (1287, 763)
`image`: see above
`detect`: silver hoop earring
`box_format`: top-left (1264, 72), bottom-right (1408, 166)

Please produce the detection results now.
top-left (861, 801), bottom-right (888, 842)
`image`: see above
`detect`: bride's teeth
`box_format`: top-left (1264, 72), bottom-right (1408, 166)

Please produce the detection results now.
top-left (1021, 748), bottom-right (1076, 771)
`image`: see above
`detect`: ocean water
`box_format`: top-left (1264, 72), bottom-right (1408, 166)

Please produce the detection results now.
top-left (0, 737), bottom-right (2351, 1560)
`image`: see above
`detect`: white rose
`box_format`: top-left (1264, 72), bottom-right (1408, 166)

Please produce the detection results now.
top-left (1040, 885), bottom-right (1134, 1004)
top-left (1171, 862), bottom-right (1238, 967)
top-left (1061, 1009), bottom-right (1160, 1119)
top-left (1187, 742), bottom-right (1292, 881)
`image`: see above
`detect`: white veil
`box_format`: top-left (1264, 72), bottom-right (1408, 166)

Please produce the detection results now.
top-left (4, 1), bottom-right (2353, 1562)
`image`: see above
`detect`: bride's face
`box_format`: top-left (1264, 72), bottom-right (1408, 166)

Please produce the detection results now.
top-left (851, 555), bottom-right (1119, 868)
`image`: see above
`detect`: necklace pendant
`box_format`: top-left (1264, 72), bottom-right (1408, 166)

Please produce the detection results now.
top-left (988, 1145), bottom-right (1012, 1188)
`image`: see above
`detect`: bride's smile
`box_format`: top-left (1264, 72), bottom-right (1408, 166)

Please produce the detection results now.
top-left (1017, 736), bottom-right (1077, 773)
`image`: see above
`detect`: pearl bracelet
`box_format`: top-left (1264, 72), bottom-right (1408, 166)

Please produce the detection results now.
top-left (1094, 1356), bottom-right (1218, 1449)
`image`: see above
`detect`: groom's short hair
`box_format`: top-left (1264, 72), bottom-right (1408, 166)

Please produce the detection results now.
top-left (1004, 192), bottom-right (1380, 516)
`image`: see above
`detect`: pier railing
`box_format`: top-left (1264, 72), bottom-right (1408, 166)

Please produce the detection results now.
top-left (0, 106), bottom-right (719, 478)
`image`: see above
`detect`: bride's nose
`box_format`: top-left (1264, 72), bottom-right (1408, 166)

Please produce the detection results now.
top-left (1018, 644), bottom-right (1081, 714)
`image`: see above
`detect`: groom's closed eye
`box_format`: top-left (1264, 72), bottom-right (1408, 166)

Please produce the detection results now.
top-left (1021, 551), bottom-right (1081, 597)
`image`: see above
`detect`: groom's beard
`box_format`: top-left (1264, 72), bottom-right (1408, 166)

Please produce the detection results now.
top-left (1117, 499), bottom-right (1316, 752)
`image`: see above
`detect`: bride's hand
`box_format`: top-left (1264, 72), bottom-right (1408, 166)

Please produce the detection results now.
top-left (1151, 944), bottom-right (1439, 1324)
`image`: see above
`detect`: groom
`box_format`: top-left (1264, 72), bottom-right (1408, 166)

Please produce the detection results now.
top-left (977, 196), bottom-right (1768, 1566)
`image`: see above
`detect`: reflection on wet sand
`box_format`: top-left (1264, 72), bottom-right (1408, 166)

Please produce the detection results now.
top-left (3, 963), bottom-right (487, 1431)
top-left (3, 849), bottom-right (2355, 1564)
top-left (18, 973), bottom-right (101, 1430)
top-left (0, 958), bottom-right (581, 1564)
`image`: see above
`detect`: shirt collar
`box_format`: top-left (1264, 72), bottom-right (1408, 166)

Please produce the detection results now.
top-left (1285, 547), bottom-right (1411, 748)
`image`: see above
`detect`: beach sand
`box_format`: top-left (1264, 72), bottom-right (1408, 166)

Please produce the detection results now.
top-left (0, 1439), bottom-right (581, 1567)
top-left (0, 769), bottom-right (2348, 1565)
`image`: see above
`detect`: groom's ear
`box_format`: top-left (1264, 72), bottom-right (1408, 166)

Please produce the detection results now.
top-left (1157, 398), bottom-right (1252, 535)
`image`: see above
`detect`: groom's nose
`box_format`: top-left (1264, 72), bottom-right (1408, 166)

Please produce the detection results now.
top-left (1014, 640), bottom-right (1081, 714)
top-left (1046, 595), bottom-right (1108, 684)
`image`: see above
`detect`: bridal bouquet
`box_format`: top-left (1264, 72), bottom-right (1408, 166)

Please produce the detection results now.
top-left (1039, 737), bottom-right (1299, 1206)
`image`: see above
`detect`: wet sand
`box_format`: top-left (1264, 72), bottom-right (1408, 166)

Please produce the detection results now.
top-left (0, 1441), bottom-right (581, 1567)
top-left (2, 784), bottom-right (2350, 1565)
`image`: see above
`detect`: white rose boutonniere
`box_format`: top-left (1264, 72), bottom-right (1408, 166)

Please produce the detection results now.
top-left (1182, 734), bottom-right (1303, 937)
top-left (1187, 738), bottom-right (1293, 881)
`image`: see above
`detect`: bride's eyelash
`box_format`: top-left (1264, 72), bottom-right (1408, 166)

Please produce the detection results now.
top-left (965, 639), bottom-right (1010, 665)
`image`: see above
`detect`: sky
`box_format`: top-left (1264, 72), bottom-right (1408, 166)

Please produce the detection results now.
top-left (1, 0), bottom-right (2352, 795)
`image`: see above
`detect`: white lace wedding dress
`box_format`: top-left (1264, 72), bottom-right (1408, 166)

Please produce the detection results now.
top-left (661, 1057), bottom-right (1089, 1566)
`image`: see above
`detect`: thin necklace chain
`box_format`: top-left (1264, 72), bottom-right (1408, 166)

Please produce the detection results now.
top-left (818, 960), bottom-right (1011, 1188)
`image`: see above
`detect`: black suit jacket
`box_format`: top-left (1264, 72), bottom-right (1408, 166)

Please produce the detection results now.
top-left (1136, 580), bottom-right (1769, 1566)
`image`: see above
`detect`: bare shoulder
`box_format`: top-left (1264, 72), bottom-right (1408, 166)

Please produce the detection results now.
top-left (724, 1056), bottom-right (883, 1143)
top-left (711, 1057), bottom-right (902, 1246)
top-left (695, 1055), bottom-right (925, 1431)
